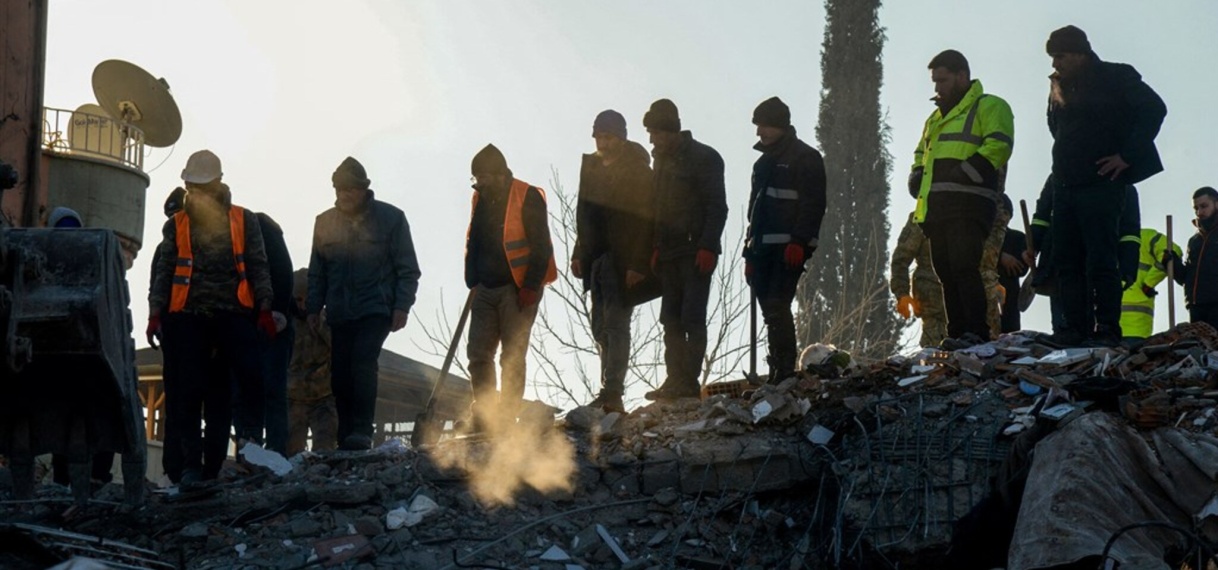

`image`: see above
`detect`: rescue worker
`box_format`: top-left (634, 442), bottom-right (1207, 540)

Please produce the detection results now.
top-left (307, 157), bottom-right (421, 451)
top-left (744, 97), bottom-right (826, 382)
top-left (287, 269), bottom-right (337, 456)
top-left (641, 99), bottom-right (728, 400)
top-left (1045, 25), bottom-right (1166, 346)
top-left (1168, 187), bottom-right (1218, 330)
top-left (909, 50), bottom-right (1015, 349)
top-left (998, 224), bottom-right (1028, 333)
top-left (246, 212), bottom-right (294, 454)
top-left (890, 212), bottom-right (947, 348)
top-left (1121, 228), bottom-right (1180, 341)
top-left (572, 110), bottom-right (657, 413)
top-left (147, 149), bottom-right (276, 484)
top-left (464, 144), bottom-right (556, 431)
top-left (980, 193), bottom-right (1015, 338)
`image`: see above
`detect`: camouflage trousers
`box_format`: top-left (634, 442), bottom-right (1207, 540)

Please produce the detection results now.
top-left (914, 277), bottom-right (948, 348)
top-left (980, 209), bottom-right (1012, 339)
top-left (287, 397), bottom-right (338, 456)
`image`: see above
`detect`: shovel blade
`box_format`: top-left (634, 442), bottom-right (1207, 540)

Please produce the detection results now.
top-left (410, 412), bottom-right (443, 448)
top-left (1018, 273), bottom-right (1037, 312)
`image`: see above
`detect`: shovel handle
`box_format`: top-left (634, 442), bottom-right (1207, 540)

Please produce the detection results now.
top-left (1019, 199), bottom-right (1036, 264)
top-left (1167, 215), bottom-right (1176, 328)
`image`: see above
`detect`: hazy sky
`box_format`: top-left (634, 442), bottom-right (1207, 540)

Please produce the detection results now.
top-left (42, 1), bottom-right (1218, 396)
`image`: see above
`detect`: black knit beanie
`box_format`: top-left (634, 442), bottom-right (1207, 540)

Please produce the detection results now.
top-left (471, 144), bottom-right (509, 175)
top-left (1046, 25), bottom-right (1091, 55)
top-left (332, 156), bottom-right (371, 189)
top-left (752, 96), bottom-right (791, 128)
top-left (164, 187), bottom-right (186, 217)
top-left (643, 99), bottom-right (681, 133)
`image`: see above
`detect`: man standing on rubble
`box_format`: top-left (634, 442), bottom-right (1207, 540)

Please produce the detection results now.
top-left (147, 150), bottom-right (276, 484)
top-left (464, 144), bottom-right (557, 431)
top-left (642, 99), bottom-right (728, 400)
top-left (891, 212), bottom-right (947, 348)
top-left (572, 110), bottom-right (657, 413)
top-left (307, 157), bottom-right (421, 451)
top-left (909, 50), bottom-right (1014, 349)
top-left (744, 97), bottom-right (826, 382)
top-left (1168, 186), bottom-right (1218, 331)
top-left (1045, 25), bottom-right (1167, 346)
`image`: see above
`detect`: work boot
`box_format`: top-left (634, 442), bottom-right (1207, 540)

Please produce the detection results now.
top-left (588, 390), bottom-right (626, 414)
top-left (179, 468), bottom-right (203, 487)
top-left (643, 379), bottom-right (701, 401)
top-left (939, 332), bottom-right (985, 351)
top-left (339, 434), bottom-right (372, 451)
top-left (1047, 329), bottom-right (1086, 348)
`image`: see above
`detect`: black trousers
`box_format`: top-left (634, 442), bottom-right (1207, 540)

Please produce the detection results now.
top-left (1052, 182), bottom-right (1125, 335)
top-left (330, 315), bottom-right (391, 444)
top-left (921, 193), bottom-right (996, 339)
top-left (1190, 303), bottom-right (1218, 332)
top-left (658, 256), bottom-right (712, 387)
top-left (749, 254), bottom-right (804, 378)
top-left (162, 312), bottom-right (262, 480)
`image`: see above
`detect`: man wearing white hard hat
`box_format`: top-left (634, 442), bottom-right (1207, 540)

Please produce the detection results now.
top-left (147, 149), bottom-right (276, 484)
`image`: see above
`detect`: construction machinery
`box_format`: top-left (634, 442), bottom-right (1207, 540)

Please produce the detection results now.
top-left (0, 2), bottom-right (181, 505)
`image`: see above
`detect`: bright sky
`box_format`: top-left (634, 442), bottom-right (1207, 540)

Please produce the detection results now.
top-left (43, 1), bottom-right (1218, 399)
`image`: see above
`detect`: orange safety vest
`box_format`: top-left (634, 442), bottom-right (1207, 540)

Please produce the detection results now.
top-left (169, 206), bottom-right (256, 313)
top-left (468, 179), bottom-right (558, 289)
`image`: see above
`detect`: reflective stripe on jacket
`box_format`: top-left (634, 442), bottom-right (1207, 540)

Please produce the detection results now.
top-left (169, 206), bottom-right (254, 313)
top-left (469, 179), bottom-right (557, 289)
top-left (912, 80), bottom-right (1014, 223)
top-left (1120, 228), bottom-right (1181, 338)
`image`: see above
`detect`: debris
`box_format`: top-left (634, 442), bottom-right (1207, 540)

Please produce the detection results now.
top-left (807, 425), bottom-right (834, 446)
top-left (540, 545), bottom-right (570, 561)
top-left (596, 524), bottom-right (631, 564)
top-left (239, 443), bottom-right (293, 476)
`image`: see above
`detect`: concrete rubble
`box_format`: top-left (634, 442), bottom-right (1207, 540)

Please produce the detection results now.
top-left (3, 323), bottom-right (1218, 568)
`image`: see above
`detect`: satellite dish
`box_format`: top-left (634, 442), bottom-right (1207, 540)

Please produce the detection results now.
top-left (92, 59), bottom-right (182, 148)
top-left (68, 103), bottom-right (124, 159)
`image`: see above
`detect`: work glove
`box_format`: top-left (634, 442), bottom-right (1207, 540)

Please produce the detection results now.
top-left (896, 295), bottom-right (915, 319)
top-left (997, 284), bottom-right (1007, 304)
top-left (257, 310), bottom-right (278, 340)
top-left (744, 261), bottom-right (754, 285)
top-left (783, 243), bottom-right (806, 269)
top-left (1142, 284), bottom-right (1158, 297)
top-left (517, 287), bottom-right (541, 309)
top-left (146, 315), bottom-right (162, 350)
top-left (694, 249), bottom-right (717, 275)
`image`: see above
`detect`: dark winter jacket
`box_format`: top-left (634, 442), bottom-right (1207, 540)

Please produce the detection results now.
top-left (149, 184), bottom-right (273, 316)
top-left (652, 131), bottom-right (728, 260)
top-left (256, 212), bottom-right (295, 316)
top-left (1030, 176), bottom-right (1141, 288)
top-left (1175, 216), bottom-right (1218, 307)
top-left (745, 127), bottom-right (826, 259)
top-left (1047, 56), bottom-right (1167, 188)
top-left (464, 177), bottom-right (553, 291)
top-left (307, 192), bottom-right (421, 325)
top-left (573, 141), bottom-right (658, 303)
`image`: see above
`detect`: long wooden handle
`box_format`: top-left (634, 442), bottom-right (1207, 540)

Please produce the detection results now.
top-left (1167, 215), bottom-right (1176, 328)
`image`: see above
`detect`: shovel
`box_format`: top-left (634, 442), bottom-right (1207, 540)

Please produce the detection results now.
top-left (1018, 199), bottom-right (1039, 312)
top-left (410, 288), bottom-right (475, 448)
top-left (746, 286), bottom-right (761, 385)
top-left (1166, 215), bottom-right (1176, 328)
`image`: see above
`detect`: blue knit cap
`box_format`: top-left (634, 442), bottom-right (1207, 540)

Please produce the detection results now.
top-left (592, 110), bottom-right (627, 140)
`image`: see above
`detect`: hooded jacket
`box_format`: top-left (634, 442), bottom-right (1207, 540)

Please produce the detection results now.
top-left (1047, 56), bottom-right (1167, 188)
top-left (573, 140), bottom-right (657, 302)
top-left (148, 183), bottom-right (273, 315)
top-left (307, 191), bottom-right (421, 325)
top-left (256, 212), bottom-right (295, 316)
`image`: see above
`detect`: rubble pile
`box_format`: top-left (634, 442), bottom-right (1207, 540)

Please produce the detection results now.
top-left (3, 323), bottom-right (1218, 569)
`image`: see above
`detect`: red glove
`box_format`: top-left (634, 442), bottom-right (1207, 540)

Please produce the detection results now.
top-left (650, 248), bottom-right (659, 271)
top-left (784, 243), bottom-right (806, 269)
top-left (695, 249), bottom-right (717, 275)
top-left (517, 287), bottom-right (540, 309)
top-left (146, 315), bottom-right (162, 350)
top-left (744, 261), bottom-right (754, 285)
top-left (257, 310), bottom-right (277, 340)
